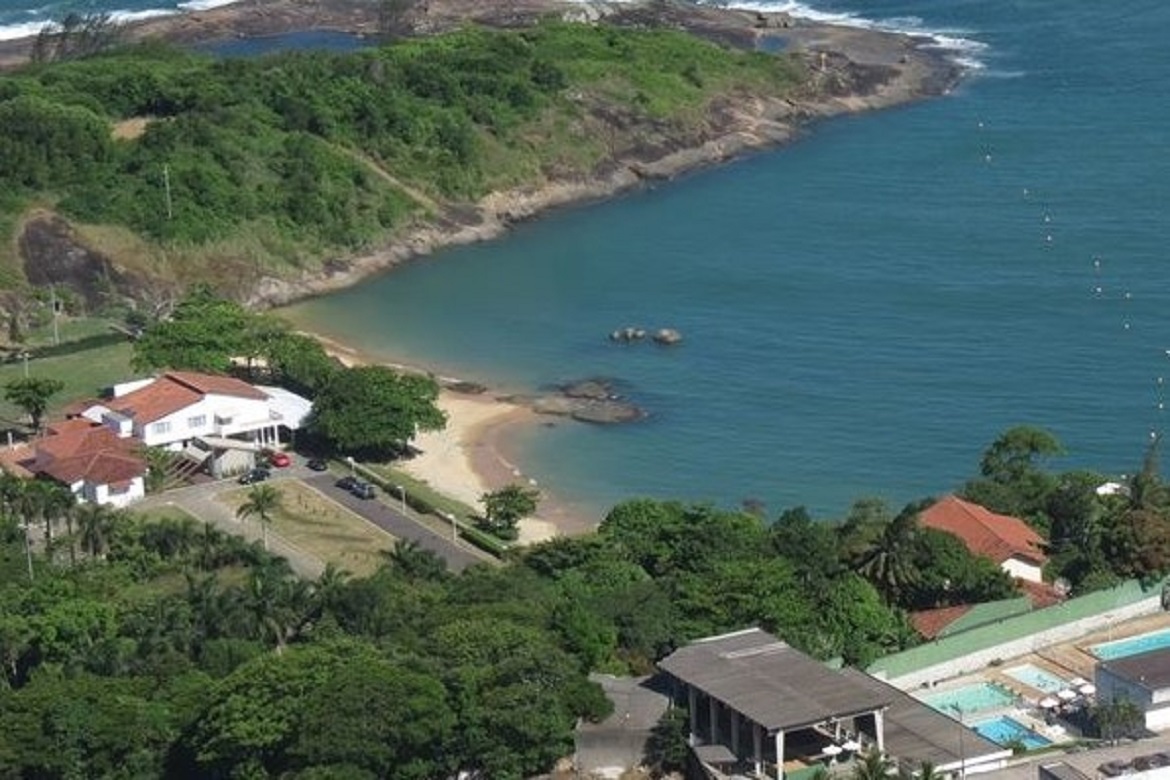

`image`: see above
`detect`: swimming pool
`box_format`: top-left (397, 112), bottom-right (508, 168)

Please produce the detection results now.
top-left (972, 716), bottom-right (1052, 750)
top-left (921, 682), bottom-right (1017, 716)
top-left (1004, 663), bottom-right (1070, 693)
top-left (1092, 627), bottom-right (1170, 660)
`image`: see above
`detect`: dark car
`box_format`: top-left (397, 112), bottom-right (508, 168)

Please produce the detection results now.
top-left (238, 467), bottom-right (270, 485)
top-left (306, 458), bottom-right (328, 472)
top-left (350, 481), bottom-right (377, 500)
top-left (335, 475), bottom-right (359, 492)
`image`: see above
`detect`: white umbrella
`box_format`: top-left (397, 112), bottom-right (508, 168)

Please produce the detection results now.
top-left (1039, 696), bottom-right (1060, 709)
top-left (1079, 683), bottom-right (1097, 695)
top-left (1069, 677), bottom-right (1089, 687)
top-left (822, 745), bottom-right (843, 757)
top-left (1057, 689), bottom-right (1078, 701)
top-left (842, 739), bottom-right (861, 752)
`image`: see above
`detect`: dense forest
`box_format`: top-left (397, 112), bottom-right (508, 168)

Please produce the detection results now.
top-left (0, 22), bottom-right (804, 284)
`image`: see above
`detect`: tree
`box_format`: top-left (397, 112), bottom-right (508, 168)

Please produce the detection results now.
top-left (384, 539), bottom-right (449, 582)
top-left (131, 285), bottom-right (254, 373)
top-left (480, 483), bottom-right (540, 540)
top-left (75, 502), bottom-right (118, 559)
top-left (306, 366), bottom-right (446, 458)
top-left (4, 377), bottom-right (65, 432)
top-left (851, 749), bottom-right (894, 780)
top-left (854, 503), bottom-right (921, 604)
top-left (644, 708), bottom-right (689, 776)
top-left (237, 484), bottom-right (281, 550)
top-left (963, 426), bottom-right (1063, 520)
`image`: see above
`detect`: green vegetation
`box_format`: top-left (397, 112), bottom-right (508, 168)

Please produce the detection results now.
top-left (3, 376), bottom-right (64, 432)
top-left (480, 482), bottom-right (540, 540)
top-left (222, 482), bottom-right (398, 577)
top-left (0, 22), bottom-right (804, 283)
top-left (0, 338), bottom-right (134, 425)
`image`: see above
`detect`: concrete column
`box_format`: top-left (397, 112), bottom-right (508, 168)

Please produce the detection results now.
top-left (731, 710), bottom-right (740, 758)
top-left (709, 696), bottom-right (720, 743)
top-left (753, 723), bottom-right (763, 776)
top-left (688, 687), bottom-right (698, 747)
top-left (874, 709), bottom-right (885, 754)
top-left (774, 729), bottom-right (785, 780)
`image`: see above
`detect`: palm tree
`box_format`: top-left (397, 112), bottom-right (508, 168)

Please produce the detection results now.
top-left (236, 484), bottom-right (281, 550)
top-left (384, 538), bottom-right (449, 581)
top-left (851, 748), bottom-right (893, 780)
top-left (855, 509), bottom-right (920, 603)
top-left (75, 503), bottom-right (117, 559)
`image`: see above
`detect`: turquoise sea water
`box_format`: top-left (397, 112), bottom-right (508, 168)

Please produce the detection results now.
top-left (279, 0), bottom-right (1170, 519)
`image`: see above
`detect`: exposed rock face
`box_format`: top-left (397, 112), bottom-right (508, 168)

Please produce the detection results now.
top-left (504, 377), bottom-right (645, 424)
top-left (18, 213), bottom-right (151, 312)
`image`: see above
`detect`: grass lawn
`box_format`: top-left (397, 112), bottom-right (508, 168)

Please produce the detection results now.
top-left (0, 339), bottom-right (139, 427)
top-left (223, 481), bottom-right (396, 577)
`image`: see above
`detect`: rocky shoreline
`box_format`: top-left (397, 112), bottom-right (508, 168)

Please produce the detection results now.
top-left (241, 2), bottom-right (962, 308)
top-left (0, 0), bottom-right (963, 311)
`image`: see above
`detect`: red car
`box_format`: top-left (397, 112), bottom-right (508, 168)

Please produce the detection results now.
top-left (268, 451), bottom-right (291, 468)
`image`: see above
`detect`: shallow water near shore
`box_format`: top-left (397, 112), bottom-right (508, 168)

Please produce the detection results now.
top-left (285, 0), bottom-right (1170, 519)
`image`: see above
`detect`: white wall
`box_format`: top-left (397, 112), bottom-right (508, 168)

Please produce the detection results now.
top-left (886, 594), bottom-right (1166, 689)
top-left (91, 477), bottom-right (145, 508)
top-left (1002, 557), bottom-right (1042, 583)
top-left (136, 394), bottom-right (271, 447)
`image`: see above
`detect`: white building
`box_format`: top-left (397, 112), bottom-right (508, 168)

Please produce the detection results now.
top-left (32, 418), bottom-right (146, 508)
top-left (1096, 647), bottom-right (1170, 731)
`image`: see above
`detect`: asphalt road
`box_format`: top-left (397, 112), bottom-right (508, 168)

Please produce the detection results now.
top-left (302, 473), bottom-right (489, 573)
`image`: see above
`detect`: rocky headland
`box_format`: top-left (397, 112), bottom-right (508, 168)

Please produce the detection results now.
top-left (3, 0), bottom-right (963, 315)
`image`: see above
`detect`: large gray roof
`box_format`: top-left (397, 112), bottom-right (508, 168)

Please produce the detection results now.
top-left (657, 628), bottom-right (892, 731)
top-left (1099, 646), bottom-right (1170, 690)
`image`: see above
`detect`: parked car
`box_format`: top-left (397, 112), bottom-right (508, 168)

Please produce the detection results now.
top-left (238, 467), bottom-right (271, 485)
top-left (306, 458), bottom-right (328, 472)
top-left (350, 481), bottom-right (377, 500)
top-left (335, 475), bottom-right (359, 492)
top-left (269, 452), bottom-right (292, 468)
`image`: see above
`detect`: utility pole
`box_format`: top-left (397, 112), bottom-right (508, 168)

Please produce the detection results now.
top-left (163, 163), bottom-right (173, 220)
top-left (22, 521), bottom-right (33, 582)
top-left (49, 285), bottom-right (59, 345)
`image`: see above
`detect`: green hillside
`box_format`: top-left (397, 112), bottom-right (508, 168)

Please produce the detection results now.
top-left (0, 22), bottom-right (805, 290)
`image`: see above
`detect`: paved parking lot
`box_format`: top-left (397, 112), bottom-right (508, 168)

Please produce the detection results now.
top-left (136, 464), bottom-right (493, 577)
top-left (303, 473), bottom-right (489, 573)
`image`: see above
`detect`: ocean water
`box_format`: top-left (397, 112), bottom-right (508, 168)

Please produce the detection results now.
top-left (93, 0), bottom-right (1160, 519)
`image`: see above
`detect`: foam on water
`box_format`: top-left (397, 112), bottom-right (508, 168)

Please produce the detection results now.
top-left (178, 0), bottom-right (242, 11)
top-left (0, 20), bottom-right (46, 39)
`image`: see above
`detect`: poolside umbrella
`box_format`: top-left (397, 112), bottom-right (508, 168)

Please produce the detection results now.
top-left (1069, 677), bottom-right (1089, 687)
top-left (1079, 683), bottom-right (1097, 695)
top-left (1057, 688), bottom-right (1078, 701)
top-left (1039, 696), bottom-right (1060, 708)
top-left (822, 745), bottom-right (843, 757)
top-left (841, 739), bottom-right (861, 752)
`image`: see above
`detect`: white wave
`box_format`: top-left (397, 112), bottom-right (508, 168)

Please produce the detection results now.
top-left (0, 20), bottom-right (50, 40)
top-left (109, 8), bottom-right (176, 23)
top-left (702, 0), bottom-right (990, 71)
top-left (178, 0), bottom-right (242, 11)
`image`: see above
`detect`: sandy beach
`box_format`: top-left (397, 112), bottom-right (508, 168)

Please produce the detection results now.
top-left (310, 331), bottom-right (594, 544)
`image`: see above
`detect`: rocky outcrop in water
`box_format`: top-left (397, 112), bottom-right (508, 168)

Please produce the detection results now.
top-left (503, 377), bottom-right (645, 425)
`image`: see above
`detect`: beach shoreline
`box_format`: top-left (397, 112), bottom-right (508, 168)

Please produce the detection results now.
top-left (304, 327), bottom-right (596, 543)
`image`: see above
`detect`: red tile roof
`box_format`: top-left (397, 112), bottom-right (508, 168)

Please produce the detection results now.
top-left (165, 371), bottom-right (268, 400)
top-left (33, 421), bottom-right (145, 486)
top-left (40, 450), bottom-right (145, 486)
top-left (910, 605), bottom-right (973, 640)
top-left (920, 495), bottom-right (1047, 566)
top-left (112, 378), bottom-right (202, 424)
top-left (111, 372), bottom-right (268, 424)
top-left (1019, 579), bottom-right (1065, 609)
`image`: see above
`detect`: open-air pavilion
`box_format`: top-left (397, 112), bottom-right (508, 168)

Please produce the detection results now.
top-left (659, 628), bottom-right (1010, 779)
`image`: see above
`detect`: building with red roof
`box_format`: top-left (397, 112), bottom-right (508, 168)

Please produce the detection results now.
top-left (30, 419), bottom-right (146, 507)
top-left (920, 495), bottom-right (1048, 583)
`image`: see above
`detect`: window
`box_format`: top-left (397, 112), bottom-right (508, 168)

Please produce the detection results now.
top-left (151, 421), bottom-right (171, 435)
top-left (188, 414), bottom-right (207, 429)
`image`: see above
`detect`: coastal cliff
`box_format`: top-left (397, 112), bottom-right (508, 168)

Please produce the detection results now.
top-left (0, 0), bottom-right (961, 313)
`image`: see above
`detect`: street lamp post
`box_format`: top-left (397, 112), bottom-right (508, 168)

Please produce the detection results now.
top-left (21, 352), bottom-right (29, 378)
top-left (955, 705), bottom-right (966, 780)
top-left (346, 456), bottom-right (355, 475)
top-left (393, 485), bottom-right (406, 514)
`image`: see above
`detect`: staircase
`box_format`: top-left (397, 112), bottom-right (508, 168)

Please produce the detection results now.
top-left (155, 449), bottom-right (209, 491)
